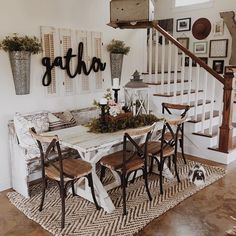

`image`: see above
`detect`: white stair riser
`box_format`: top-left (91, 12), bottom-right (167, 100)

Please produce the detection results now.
top-left (147, 82), bottom-right (190, 92)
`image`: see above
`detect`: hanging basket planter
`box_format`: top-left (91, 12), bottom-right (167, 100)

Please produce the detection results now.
top-left (9, 51), bottom-right (31, 95)
top-left (107, 39), bottom-right (130, 86)
top-left (110, 53), bottom-right (124, 84)
top-left (0, 34), bottom-right (42, 95)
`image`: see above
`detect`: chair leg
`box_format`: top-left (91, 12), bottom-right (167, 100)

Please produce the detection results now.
top-left (39, 178), bottom-right (47, 212)
top-left (121, 174), bottom-right (127, 215)
top-left (71, 181), bottom-right (76, 197)
top-left (168, 156), bottom-right (171, 169)
top-left (130, 170), bottom-right (137, 184)
top-left (100, 165), bottom-right (106, 183)
top-left (180, 139), bottom-right (187, 164)
top-left (159, 160), bottom-right (164, 195)
top-left (149, 156), bottom-right (154, 174)
top-left (60, 186), bottom-right (66, 229)
top-left (173, 155), bottom-right (181, 183)
top-left (143, 167), bottom-right (152, 201)
top-left (88, 173), bottom-right (101, 210)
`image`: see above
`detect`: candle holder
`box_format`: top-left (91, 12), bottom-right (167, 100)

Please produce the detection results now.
top-left (112, 88), bottom-right (120, 103)
top-left (99, 104), bottom-right (108, 132)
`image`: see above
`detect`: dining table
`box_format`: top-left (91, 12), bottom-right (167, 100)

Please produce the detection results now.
top-left (44, 115), bottom-right (180, 213)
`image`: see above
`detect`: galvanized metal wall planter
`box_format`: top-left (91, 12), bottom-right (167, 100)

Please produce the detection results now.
top-left (9, 51), bottom-right (31, 95)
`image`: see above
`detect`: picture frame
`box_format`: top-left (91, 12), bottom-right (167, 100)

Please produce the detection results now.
top-left (177, 37), bottom-right (189, 54)
top-left (176, 18), bottom-right (191, 32)
top-left (193, 41), bottom-right (208, 54)
top-left (213, 21), bottom-right (224, 36)
top-left (181, 57), bottom-right (198, 67)
top-left (199, 57), bottom-right (208, 65)
top-left (209, 39), bottom-right (228, 58)
top-left (212, 60), bottom-right (224, 74)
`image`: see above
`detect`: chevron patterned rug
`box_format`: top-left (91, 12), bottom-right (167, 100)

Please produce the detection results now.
top-left (7, 159), bottom-right (225, 236)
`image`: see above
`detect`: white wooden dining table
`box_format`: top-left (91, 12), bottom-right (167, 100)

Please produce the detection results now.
top-left (44, 117), bottom-right (178, 213)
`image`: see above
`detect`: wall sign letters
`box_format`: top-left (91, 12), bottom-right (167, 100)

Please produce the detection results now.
top-left (42, 42), bottom-right (106, 86)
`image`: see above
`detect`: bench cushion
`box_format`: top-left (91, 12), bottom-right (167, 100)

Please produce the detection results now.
top-left (14, 111), bottom-right (49, 150)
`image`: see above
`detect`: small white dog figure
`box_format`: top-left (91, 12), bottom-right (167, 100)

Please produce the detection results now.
top-left (188, 164), bottom-right (206, 186)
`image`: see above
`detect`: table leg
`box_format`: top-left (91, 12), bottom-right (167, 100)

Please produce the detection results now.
top-left (74, 147), bottom-right (119, 213)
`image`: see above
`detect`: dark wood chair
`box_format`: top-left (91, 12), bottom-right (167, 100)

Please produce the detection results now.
top-left (148, 115), bottom-right (188, 194)
top-left (99, 123), bottom-right (156, 215)
top-left (162, 102), bottom-right (190, 164)
top-left (29, 128), bottom-right (100, 229)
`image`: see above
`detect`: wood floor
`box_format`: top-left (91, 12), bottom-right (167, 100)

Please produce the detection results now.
top-left (1, 155), bottom-right (236, 236)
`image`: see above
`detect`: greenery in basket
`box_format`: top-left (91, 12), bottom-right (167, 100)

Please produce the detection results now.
top-left (0, 33), bottom-right (42, 54)
top-left (87, 114), bottom-right (160, 133)
top-left (107, 39), bottom-right (130, 55)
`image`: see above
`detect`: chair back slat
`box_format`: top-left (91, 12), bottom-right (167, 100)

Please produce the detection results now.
top-left (29, 128), bottom-right (58, 143)
top-left (29, 127), bottom-right (65, 182)
top-left (124, 122), bottom-right (157, 137)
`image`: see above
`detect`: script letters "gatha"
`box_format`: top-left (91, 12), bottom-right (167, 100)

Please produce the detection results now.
top-left (42, 42), bottom-right (106, 86)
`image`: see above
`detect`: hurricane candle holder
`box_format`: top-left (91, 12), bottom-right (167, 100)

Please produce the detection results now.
top-left (112, 88), bottom-right (120, 103)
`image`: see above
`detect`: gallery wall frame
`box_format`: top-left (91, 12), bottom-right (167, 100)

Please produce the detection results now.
top-left (212, 60), bottom-right (224, 74)
top-left (193, 41), bottom-right (208, 54)
top-left (177, 37), bottom-right (189, 54)
top-left (176, 18), bottom-right (191, 32)
top-left (209, 39), bottom-right (228, 58)
top-left (213, 21), bottom-right (224, 36)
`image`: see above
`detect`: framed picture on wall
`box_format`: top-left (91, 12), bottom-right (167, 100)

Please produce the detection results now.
top-left (213, 21), bottom-right (224, 36)
top-left (176, 18), bottom-right (191, 32)
top-left (177, 37), bottom-right (189, 54)
top-left (199, 57), bottom-right (208, 65)
top-left (212, 60), bottom-right (224, 74)
top-left (193, 42), bottom-right (208, 54)
top-left (209, 39), bottom-right (228, 58)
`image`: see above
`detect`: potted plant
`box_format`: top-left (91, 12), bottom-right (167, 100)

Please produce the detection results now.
top-left (107, 39), bottom-right (130, 86)
top-left (0, 34), bottom-right (42, 95)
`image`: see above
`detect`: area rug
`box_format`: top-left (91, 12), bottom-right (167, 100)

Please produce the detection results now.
top-left (7, 160), bottom-right (225, 236)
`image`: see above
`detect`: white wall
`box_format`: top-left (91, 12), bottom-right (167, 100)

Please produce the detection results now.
top-left (0, 0), bottom-right (146, 191)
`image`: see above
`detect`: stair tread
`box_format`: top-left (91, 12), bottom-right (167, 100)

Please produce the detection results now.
top-left (187, 99), bottom-right (212, 107)
top-left (188, 110), bottom-right (219, 123)
top-left (146, 79), bottom-right (188, 86)
top-left (153, 89), bottom-right (203, 97)
top-left (142, 71), bottom-right (181, 75)
top-left (192, 125), bottom-right (219, 138)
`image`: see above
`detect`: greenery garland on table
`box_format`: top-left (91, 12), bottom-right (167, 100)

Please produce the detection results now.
top-left (87, 114), bottom-right (161, 133)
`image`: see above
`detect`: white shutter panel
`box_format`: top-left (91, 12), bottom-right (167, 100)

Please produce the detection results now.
top-left (92, 32), bottom-right (104, 91)
top-left (76, 30), bottom-right (91, 93)
top-left (59, 29), bottom-right (76, 96)
top-left (40, 26), bottom-right (59, 96)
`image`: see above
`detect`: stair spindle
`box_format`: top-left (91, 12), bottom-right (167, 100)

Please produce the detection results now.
top-left (201, 71), bottom-right (208, 133)
top-left (155, 30), bottom-right (159, 84)
top-left (148, 29), bottom-right (153, 82)
top-left (161, 35), bottom-right (165, 94)
top-left (194, 64), bottom-right (200, 121)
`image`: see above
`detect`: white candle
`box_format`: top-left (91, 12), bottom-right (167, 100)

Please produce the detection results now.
top-left (113, 78), bottom-right (120, 89)
top-left (99, 98), bottom-right (107, 105)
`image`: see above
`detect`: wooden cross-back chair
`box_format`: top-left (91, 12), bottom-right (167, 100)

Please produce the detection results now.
top-left (99, 123), bottom-right (156, 215)
top-left (162, 102), bottom-right (190, 164)
top-left (29, 128), bottom-right (100, 229)
top-left (148, 115), bottom-right (188, 194)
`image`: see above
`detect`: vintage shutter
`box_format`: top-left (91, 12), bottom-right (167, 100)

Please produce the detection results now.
top-left (40, 26), bottom-right (59, 96)
top-left (59, 28), bottom-right (76, 96)
top-left (75, 30), bottom-right (91, 93)
top-left (92, 32), bottom-right (104, 91)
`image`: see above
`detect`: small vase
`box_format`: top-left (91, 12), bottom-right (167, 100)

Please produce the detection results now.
top-left (9, 51), bottom-right (31, 95)
top-left (110, 53), bottom-right (124, 85)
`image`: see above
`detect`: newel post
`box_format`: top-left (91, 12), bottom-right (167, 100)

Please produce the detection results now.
top-left (218, 73), bottom-right (235, 153)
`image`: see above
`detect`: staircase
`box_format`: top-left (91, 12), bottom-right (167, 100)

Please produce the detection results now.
top-left (109, 20), bottom-right (236, 164)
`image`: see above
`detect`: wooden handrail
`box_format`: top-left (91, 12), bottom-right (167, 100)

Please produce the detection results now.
top-left (151, 21), bottom-right (225, 85)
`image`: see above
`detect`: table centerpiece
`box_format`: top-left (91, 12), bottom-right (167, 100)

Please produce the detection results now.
top-left (88, 89), bottom-right (159, 133)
